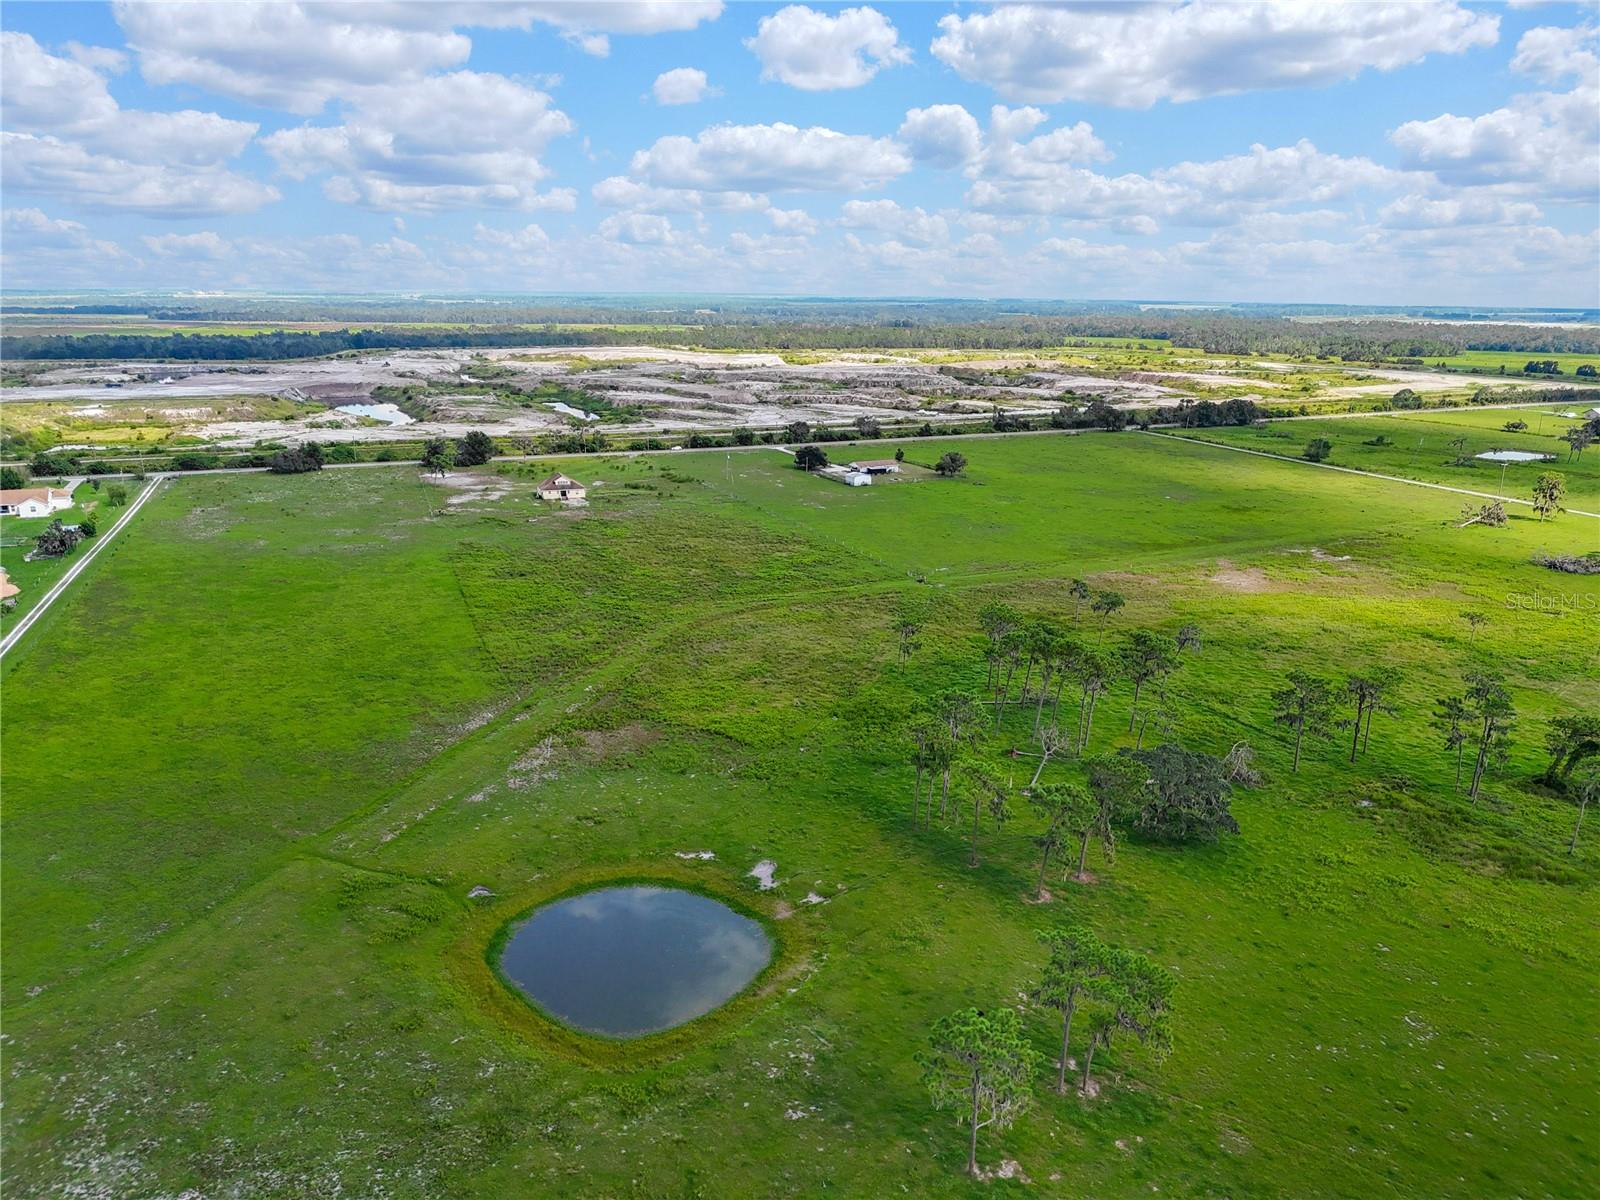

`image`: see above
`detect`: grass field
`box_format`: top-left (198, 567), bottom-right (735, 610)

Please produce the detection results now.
top-left (1398, 349), bottom-right (1600, 375)
top-left (3, 434), bottom-right (1597, 1198)
top-left (1174, 409), bottom-right (1600, 510)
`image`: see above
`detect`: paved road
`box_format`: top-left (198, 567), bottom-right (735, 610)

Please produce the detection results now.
top-left (1142, 430), bottom-right (1600, 519)
top-left (0, 476), bottom-right (164, 660)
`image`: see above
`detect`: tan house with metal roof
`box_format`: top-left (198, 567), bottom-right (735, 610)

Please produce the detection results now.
top-left (535, 473), bottom-right (586, 501)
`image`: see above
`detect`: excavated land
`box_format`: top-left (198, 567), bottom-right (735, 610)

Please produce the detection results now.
top-left (2, 346), bottom-right (1563, 450)
top-left (3, 347), bottom-right (1182, 448)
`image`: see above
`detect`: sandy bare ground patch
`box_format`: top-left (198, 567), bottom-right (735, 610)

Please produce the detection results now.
top-left (423, 471), bottom-right (515, 506)
top-left (1210, 560), bottom-right (1275, 592)
top-left (575, 723), bottom-right (661, 762)
top-left (1129, 369), bottom-right (1290, 390)
top-left (506, 736), bottom-right (558, 790)
top-left (749, 860), bottom-right (778, 890)
top-left (504, 346), bottom-right (788, 368)
top-left (1323, 368), bottom-right (1573, 398)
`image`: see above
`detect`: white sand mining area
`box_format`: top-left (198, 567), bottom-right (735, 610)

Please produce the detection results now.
top-left (1, 346), bottom-right (1547, 450)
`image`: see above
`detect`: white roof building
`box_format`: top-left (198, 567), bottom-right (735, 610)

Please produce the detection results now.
top-left (0, 486), bottom-right (74, 519)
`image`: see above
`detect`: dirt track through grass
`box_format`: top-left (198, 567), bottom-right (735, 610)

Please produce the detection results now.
top-left (1146, 429), bottom-right (1600, 518)
top-left (3, 435), bottom-right (1596, 1198)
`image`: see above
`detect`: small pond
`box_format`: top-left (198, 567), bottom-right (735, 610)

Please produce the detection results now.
top-left (335, 402), bottom-right (415, 426)
top-left (498, 886), bottom-right (772, 1038)
top-left (549, 401), bottom-right (601, 422)
top-left (1475, 449), bottom-right (1552, 463)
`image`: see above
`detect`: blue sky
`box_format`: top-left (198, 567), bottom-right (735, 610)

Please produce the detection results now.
top-left (2, 2), bottom-right (1596, 305)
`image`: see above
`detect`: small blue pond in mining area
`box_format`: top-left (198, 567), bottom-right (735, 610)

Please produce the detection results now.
top-left (498, 886), bottom-right (772, 1038)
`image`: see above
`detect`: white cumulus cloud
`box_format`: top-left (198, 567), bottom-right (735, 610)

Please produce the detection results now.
top-left (599, 212), bottom-right (679, 244)
top-left (838, 199), bottom-right (948, 244)
top-left (898, 104), bottom-right (983, 169)
top-left (653, 67), bottom-right (712, 105)
top-left (113, 1), bottom-right (724, 111)
top-left (1509, 22), bottom-right (1599, 84)
top-left (113, 1), bottom-right (472, 114)
top-left (2, 206), bottom-right (129, 257)
top-left (263, 71), bottom-right (573, 213)
top-left (930, 1), bottom-right (1499, 107)
top-left (766, 207), bottom-right (819, 235)
top-left (1378, 194), bottom-right (1543, 229)
top-left (629, 122), bottom-right (911, 192)
top-left (1390, 84), bottom-right (1598, 197)
top-left (746, 5), bottom-right (909, 91)
top-left (592, 175), bottom-right (768, 213)
top-left (2, 132), bottom-right (279, 217)
top-left (142, 230), bottom-right (233, 259)
top-left (1, 32), bottom-right (273, 216)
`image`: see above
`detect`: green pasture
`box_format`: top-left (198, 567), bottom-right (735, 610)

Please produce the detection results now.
top-left (2, 434), bottom-right (1596, 1198)
top-left (1175, 412), bottom-right (1600, 509)
top-left (1398, 348), bottom-right (1600, 375)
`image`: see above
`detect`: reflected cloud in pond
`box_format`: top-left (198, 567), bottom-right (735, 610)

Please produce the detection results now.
top-left (499, 886), bottom-right (772, 1038)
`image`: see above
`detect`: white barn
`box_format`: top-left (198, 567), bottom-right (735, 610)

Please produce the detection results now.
top-left (848, 459), bottom-right (901, 475)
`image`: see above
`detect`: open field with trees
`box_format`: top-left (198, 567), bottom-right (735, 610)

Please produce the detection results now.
top-left (3, 432), bottom-right (1596, 1197)
top-left (1412, 349), bottom-right (1600, 375)
top-left (1172, 407), bottom-right (1600, 509)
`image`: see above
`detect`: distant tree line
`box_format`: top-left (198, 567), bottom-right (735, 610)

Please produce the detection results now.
top-left (8, 315), bottom-right (1600, 363)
